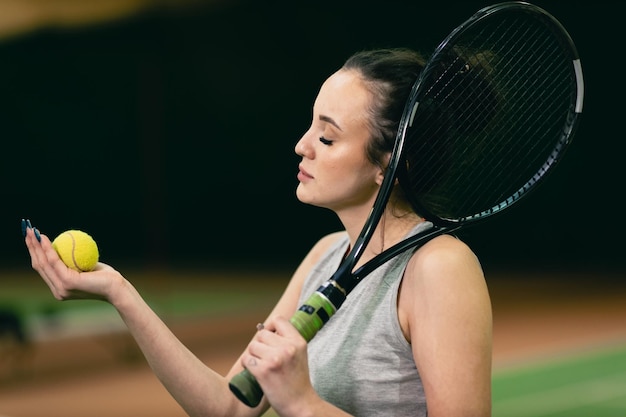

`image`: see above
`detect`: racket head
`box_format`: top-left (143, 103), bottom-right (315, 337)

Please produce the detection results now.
top-left (394, 1), bottom-right (583, 228)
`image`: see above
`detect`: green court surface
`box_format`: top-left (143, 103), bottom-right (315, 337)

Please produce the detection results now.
top-left (493, 343), bottom-right (626, 417)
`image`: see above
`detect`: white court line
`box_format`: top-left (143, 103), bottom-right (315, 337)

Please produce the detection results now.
top-left (494, 375), bottom-right (626, 416)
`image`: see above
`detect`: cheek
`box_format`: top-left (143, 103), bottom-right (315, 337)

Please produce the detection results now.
top-left (330, 158), bottom-right (381, 192)
top-left (338, 153), bottom-right (381, 180)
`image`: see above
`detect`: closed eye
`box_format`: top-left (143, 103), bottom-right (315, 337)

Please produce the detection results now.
top-left (319, 137), bottom-right (333, 145)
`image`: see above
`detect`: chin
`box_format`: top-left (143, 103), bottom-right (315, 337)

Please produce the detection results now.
top-left (295, 188), bottom-right (320, 207)
top-left (295, 185), bottom-right (307, 202)
top-left (296, 185), bottom-right (334, 209)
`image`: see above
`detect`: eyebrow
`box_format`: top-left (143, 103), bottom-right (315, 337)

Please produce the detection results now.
top-left (319, 114), bottom-right (343, 131)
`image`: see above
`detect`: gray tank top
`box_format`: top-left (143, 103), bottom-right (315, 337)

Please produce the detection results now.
top-left (298, 222), bottom-right (433, 416)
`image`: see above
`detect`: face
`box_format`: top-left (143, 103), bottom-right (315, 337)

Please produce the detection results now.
top-left (295, 69), bottom-right (385, 213)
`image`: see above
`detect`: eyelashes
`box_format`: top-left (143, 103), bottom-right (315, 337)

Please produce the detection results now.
top-left (319, 137), bottom-right (333, 145)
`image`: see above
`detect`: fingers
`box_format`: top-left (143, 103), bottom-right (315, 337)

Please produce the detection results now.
top-left (22, 219), bottom-right (62, 271)
top-left (257, 316), bottom-right (304, 345)
top-left (22, 219), bottom-right (75, 299)
top-left (23, 221), bottom-right (48, 271)
top-left (21, 219), bottom-right (41, 243)
top-left (256, 316), bottom-right (297, 335)
top-left (272, 316), bottom-right (302, 338)
top-left (244, 316), bottom-right (304, 369)
top-left (240, 316), bottom-right (314, 411)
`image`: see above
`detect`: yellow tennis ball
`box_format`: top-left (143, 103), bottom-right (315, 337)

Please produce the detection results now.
top-left (51, 230), bottom-right (99, 272)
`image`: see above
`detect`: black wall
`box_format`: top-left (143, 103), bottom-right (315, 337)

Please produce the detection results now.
top-left (1, 1), bottom-right (623, 272)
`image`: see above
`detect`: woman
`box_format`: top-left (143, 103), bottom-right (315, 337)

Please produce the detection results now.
top-left (23, 48), bottom-right (492, 417)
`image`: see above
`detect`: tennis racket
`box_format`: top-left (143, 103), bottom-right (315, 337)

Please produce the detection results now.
top-left (230, 1), bottom-right (584, 407)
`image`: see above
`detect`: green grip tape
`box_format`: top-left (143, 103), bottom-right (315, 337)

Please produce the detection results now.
top-left (290, 291), bottom-right (337, 341)
top-left (229, 286), bottom-right (339, 407)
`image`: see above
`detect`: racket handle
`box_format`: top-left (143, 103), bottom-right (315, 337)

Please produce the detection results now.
top-left (290, 287), bottom-right (340, 342)
top-left (229, 368), bottom-right (263, 407)
top-left (229, 283), bottom-right (344, 407)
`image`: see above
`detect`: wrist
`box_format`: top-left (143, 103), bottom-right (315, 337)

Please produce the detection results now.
top-left (106, 273), bottom-right (134, 309)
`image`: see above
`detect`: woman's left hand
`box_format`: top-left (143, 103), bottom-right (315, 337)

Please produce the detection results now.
top-left (241, 315), bottom-right (317, 415)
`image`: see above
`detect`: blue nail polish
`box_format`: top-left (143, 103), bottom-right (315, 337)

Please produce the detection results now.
top-left (21, 219), bottom-right (26, 237)
top-left (26, 219), bottom-right (32, 229)
top-left (34, 228), bottom-right (41, 242)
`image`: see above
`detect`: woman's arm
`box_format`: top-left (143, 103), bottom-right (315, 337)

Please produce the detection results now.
top-left (24, 226), bottom-right (262, 417)
top-left (400, 234), bottom-right (493, 417)
top-left (24, 224), bottom-right (351, 417)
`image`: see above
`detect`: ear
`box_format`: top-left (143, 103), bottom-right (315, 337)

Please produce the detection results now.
top-left (375, 153), bottom-right (392, 186)
top-left (375, 168), bottom-right (385, 186)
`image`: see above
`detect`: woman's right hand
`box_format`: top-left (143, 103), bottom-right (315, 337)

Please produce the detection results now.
top-left (23, 220), bottom-right (124, 303)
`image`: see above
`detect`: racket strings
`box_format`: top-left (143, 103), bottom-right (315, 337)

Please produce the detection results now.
top-left (459, 59), bottom-right (570, 217)
top-left (403, 10), bottom-right (578, 222)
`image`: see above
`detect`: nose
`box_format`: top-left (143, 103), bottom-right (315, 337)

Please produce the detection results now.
top-left (294, 128), bottom-right (314, 158)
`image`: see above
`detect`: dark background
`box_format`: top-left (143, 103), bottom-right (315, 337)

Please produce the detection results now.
top-left (0, 0), bottom-right (622, 274)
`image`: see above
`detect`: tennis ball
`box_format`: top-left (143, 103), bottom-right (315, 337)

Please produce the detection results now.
top-left (51, 230), bottom-right (99, 272)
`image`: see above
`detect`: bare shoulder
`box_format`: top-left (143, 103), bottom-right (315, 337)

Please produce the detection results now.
top-left (398, 233), bottom-right (491, 347)
top-left (399, 233), bottom-right (489, 322)
top-left (299, 231), bottom-right (347, 269)
top-left (408, 233), bottom-right (483, 283)
top-left (289, 230), bottom-right (347, 292)
top-left (313, 231), bottom-right (348, 250)
top-left (278, 231), bottom-right (346, 301)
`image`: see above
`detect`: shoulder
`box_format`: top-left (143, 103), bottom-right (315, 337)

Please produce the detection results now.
top-left (404, 233), bottom-right (487, 302)
top-left (262, 231), bottom-right (348, 323)
top-left (398, 234), bottom-right (490, 337)
top-left (286, 231), bottom-right (347, 295)
top-left (314, 231), bottom-right (348, 250)
top-left (301, 231), bottom-right (348, 268)
top-left (408, 233), bottom-right (483, 281)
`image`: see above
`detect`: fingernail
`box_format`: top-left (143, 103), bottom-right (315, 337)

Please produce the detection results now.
top-left (21, 219), bottom-right (26, 237)
top-left (26, 219), bottom-right (32, 229)
top-left (34, 228), bottom-right (41, 242)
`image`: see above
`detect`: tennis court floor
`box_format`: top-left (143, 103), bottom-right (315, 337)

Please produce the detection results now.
top-left (493, 342), bottom-right (626, 416)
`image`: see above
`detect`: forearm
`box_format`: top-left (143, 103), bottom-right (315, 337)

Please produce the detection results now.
top-left (109, 278), bottom-right (246, 417)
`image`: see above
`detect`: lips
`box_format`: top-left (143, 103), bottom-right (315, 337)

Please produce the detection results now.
top-left (297, 165), bottom-right (313, 181)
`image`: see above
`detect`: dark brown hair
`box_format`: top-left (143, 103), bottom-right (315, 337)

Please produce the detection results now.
top-left (342, 48), bottom-right (426, 171)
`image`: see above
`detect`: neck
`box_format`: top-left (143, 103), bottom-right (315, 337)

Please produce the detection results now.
top-left (339, 205), bottom-right (423, 269)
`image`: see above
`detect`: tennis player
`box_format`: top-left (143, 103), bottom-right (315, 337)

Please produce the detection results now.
top-left (23, 48), bottom-right (492, 417)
